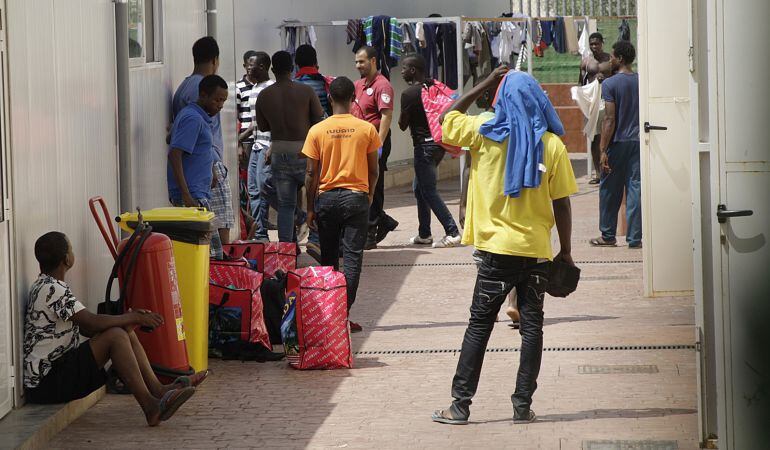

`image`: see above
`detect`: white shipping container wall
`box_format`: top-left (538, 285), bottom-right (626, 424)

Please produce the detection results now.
top-left (7, 0), bottom-right (120, 312)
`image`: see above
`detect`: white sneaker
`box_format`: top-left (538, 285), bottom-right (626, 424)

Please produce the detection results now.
top-left (432, 235), bottom-right (462, 248)
top-left (296, 222), bottom-right (309, 243)
top-left (410, 235), bottom-right (433, 245)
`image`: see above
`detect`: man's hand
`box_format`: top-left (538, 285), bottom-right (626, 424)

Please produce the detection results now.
top-left (600, 151), bottom-right (611, 174)
top-left (482, 64), bottom-right (509, 88)
top-left (264, 147), bottom-right (272, 166)
top-left (554, 251), bottom-right (575, 267)
top-left (128, 309), bottom-right (164, 330)
top-left (182, 193), bottom-right (197, 208)
top-left (306, 210), bottom-right (316, 231)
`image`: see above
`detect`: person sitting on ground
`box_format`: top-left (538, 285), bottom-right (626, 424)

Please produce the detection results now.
top-left (302, 76), bottom-right (380, 333)
top-left (23, 232), bottom-right (208, 426)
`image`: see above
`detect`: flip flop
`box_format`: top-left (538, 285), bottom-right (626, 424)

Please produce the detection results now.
top-left (590, 237), bottom-right (617, 247)
top-left (159, 387), bottom-right (196, 422)
top-left (174, 370), bottom-right (209, 388)
top-left (431, 409), bottom-right (468, 425)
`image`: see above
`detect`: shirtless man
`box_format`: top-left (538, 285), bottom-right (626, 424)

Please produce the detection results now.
top-left (254, 51), bottom-right (325, 243)
top-left (579, 32), bottom-right (612, 184)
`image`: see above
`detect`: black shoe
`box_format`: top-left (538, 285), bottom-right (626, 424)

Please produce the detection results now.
top-left (306, 242), bottom-right (322, 263)
top-left (253, 346), bottom-right (285, 362)
top-left (364, 228), bottom-right (377, 250)
top-left (376, 216), bottom-right (399, 243)
top-left (513, 409), bottom-right (536, 424)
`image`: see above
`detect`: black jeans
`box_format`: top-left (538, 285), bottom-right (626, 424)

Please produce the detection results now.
top-left (450, 251), bottom-right (549, 419)
top-left (368, 132), bottom-right (391, 228)
top-left (317, 188), bottom-right (370, 310)
top-left (413, 143), bottom-right (459, 238)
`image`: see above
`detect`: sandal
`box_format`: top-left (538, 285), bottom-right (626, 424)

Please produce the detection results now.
top-left (159, 387), bottom-right (196, 422)
top-left (431, 409), bottom-right (468, 425)
top-left (588, 178), bottom-right (600, 185)
top-left (590, 237), bottom-right (617, 247)
top-left (174, 369), bottom-right (210, 388)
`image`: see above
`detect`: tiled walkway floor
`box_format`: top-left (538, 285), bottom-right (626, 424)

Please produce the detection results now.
top-left (49, 173), bottom-right (699, 449)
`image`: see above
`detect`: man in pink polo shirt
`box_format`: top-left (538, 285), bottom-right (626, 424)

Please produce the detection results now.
top-left (352, 46), bottom-right (399, 250)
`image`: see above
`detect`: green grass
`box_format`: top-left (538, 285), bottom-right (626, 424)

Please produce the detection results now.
top-left (530, 19), bottom-right (637, 84)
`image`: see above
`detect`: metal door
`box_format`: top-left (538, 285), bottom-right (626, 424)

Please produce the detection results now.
top-left (706, 0), bottom-right (770, 447)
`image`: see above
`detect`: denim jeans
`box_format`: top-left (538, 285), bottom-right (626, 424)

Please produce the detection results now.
top-left (413, 144), bottom-right (459, 238)
top-left (369, 132), bottom-right (391, 227)
top-left (449, 251), bottom-right (549, 419)
top-left (316, 189), bottom-right (370, 310)
top-left (272, 153), bottom-right (307, 243)
top-left (599, 140), bottom-right (642, 245)
top-left (248, 143), bottom-right (271, 240)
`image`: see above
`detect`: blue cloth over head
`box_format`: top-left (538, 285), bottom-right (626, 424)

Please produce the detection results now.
top-left (479, 71), bottom-right (564, 198)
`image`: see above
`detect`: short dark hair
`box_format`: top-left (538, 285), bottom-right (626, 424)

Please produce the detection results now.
top-left (271, 51), bottom-right (293, 74)
top-left (329, 76), bottom-right (355, 102)
top-left (192, 36), bottom-right (219, 65)
top-left (589, 32), bottom-right (604, 42)
top-left (356, 46), bottom-right (377, 60)
top-left (199, 74), bottom-right (227, 95)
top-left (612, 40), bottom-right (636, 64)
top-left (243, 50), bottom-right (258, 63)
top-left (403, 54), bottom-right (426, 73)
top-left (35, 231), bottom-right (69, 273)
top-left (254, 51), bottom-right (271, 70)
top-left (295, 45), bottom-right (318, 68)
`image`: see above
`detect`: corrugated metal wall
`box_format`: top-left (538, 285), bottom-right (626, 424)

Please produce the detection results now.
top-left (7, 0), bottom-right (120, 310)
top-left (130, 0), bottom-right (238, 236)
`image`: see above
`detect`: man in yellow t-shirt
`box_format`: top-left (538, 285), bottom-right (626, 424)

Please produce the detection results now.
top-left (302, 76), bottom-right (381, 332)
top-left (431, 67), bottom-right (578, 426)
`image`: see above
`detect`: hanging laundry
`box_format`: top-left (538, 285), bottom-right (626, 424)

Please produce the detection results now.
top-left (347, 19), bottom-right (365, 53)
top-left (552, 17), bottom-right (567, 53)
top-left (498, 21), bottom-right (524, 64)
top-left (402, 22), bottom-right (418, 54)
top-left (415, 22), bottom-right (427, 48)
top-left (280, 23), bottom-right (317, 58)
top-left (417, 22), bottom-right (439, 80)
top-left (578, 22), bottom-right (591, 59)
top-left (540, 20), bottom-right (553, 46)
top-left (564, 17), bottom-right (579, 54)
top-left (362, 15), bottom-right (400, 79)
top-left (617, 19), bottom-right (631, 42)
top-left (436, 23), bottom-right (458, 89)
top-left (389, 17), bottom-right (403, 62)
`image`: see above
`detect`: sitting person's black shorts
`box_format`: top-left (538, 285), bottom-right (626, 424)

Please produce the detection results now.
top-left (26, 341), bottom-right (107, 404)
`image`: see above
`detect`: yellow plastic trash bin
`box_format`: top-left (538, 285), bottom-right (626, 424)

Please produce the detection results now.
top-left (117, 207), bottom-right (214, 372)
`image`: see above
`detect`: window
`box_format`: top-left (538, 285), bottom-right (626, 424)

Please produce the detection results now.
top-left (128, 0), bottom-right (163, 64)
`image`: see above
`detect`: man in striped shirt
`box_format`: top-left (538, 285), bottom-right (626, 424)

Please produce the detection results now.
top-left (239, 52), bottom-right (275, 240)
top-left (236, 50), bottom-right (259, 162)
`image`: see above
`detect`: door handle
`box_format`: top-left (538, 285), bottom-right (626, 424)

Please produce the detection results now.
top-left (644, 122), bottom-right (668, 133)
top-left (716, 204), bottom-right (753, 223)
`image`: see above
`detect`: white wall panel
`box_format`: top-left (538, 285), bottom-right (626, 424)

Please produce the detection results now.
top-left (128, 1), bottom-right (228, 219)
top-left (7, 0), bottom-right (119, 310)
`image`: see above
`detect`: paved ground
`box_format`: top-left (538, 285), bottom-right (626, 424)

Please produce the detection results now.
top-left (50, 170), bottom-right (699, 449)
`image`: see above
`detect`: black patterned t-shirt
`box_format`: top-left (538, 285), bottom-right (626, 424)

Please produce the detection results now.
top-left (23, 274), bottom-right (86, 388)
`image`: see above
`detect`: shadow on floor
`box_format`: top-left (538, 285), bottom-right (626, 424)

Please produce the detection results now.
top-left (470, 408), bottom-right (697, 425)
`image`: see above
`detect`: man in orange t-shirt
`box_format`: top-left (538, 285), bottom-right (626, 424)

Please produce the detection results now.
top-left (302, 77), bottom-right (381, 332)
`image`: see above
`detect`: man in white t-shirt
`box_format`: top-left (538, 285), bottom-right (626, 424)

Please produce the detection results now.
top-left (23, 232), bottom-right (207, 426)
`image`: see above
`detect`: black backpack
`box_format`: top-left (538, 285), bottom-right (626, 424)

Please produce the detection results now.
top-left (260, 270), bottom-right (287, 345)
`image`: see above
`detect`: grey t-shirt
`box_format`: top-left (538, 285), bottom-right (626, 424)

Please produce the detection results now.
top-left (601, 72), bottom-right (639, 143)
top-left (172, 74), bottom-right (223, 161)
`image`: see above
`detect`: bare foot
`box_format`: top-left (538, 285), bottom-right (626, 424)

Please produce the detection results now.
top-left (144, 401), bottom-right (161, 427)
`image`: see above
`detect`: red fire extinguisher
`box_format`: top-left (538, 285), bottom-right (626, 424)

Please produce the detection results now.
top-left (89, 197), bottom-right (192, 382)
